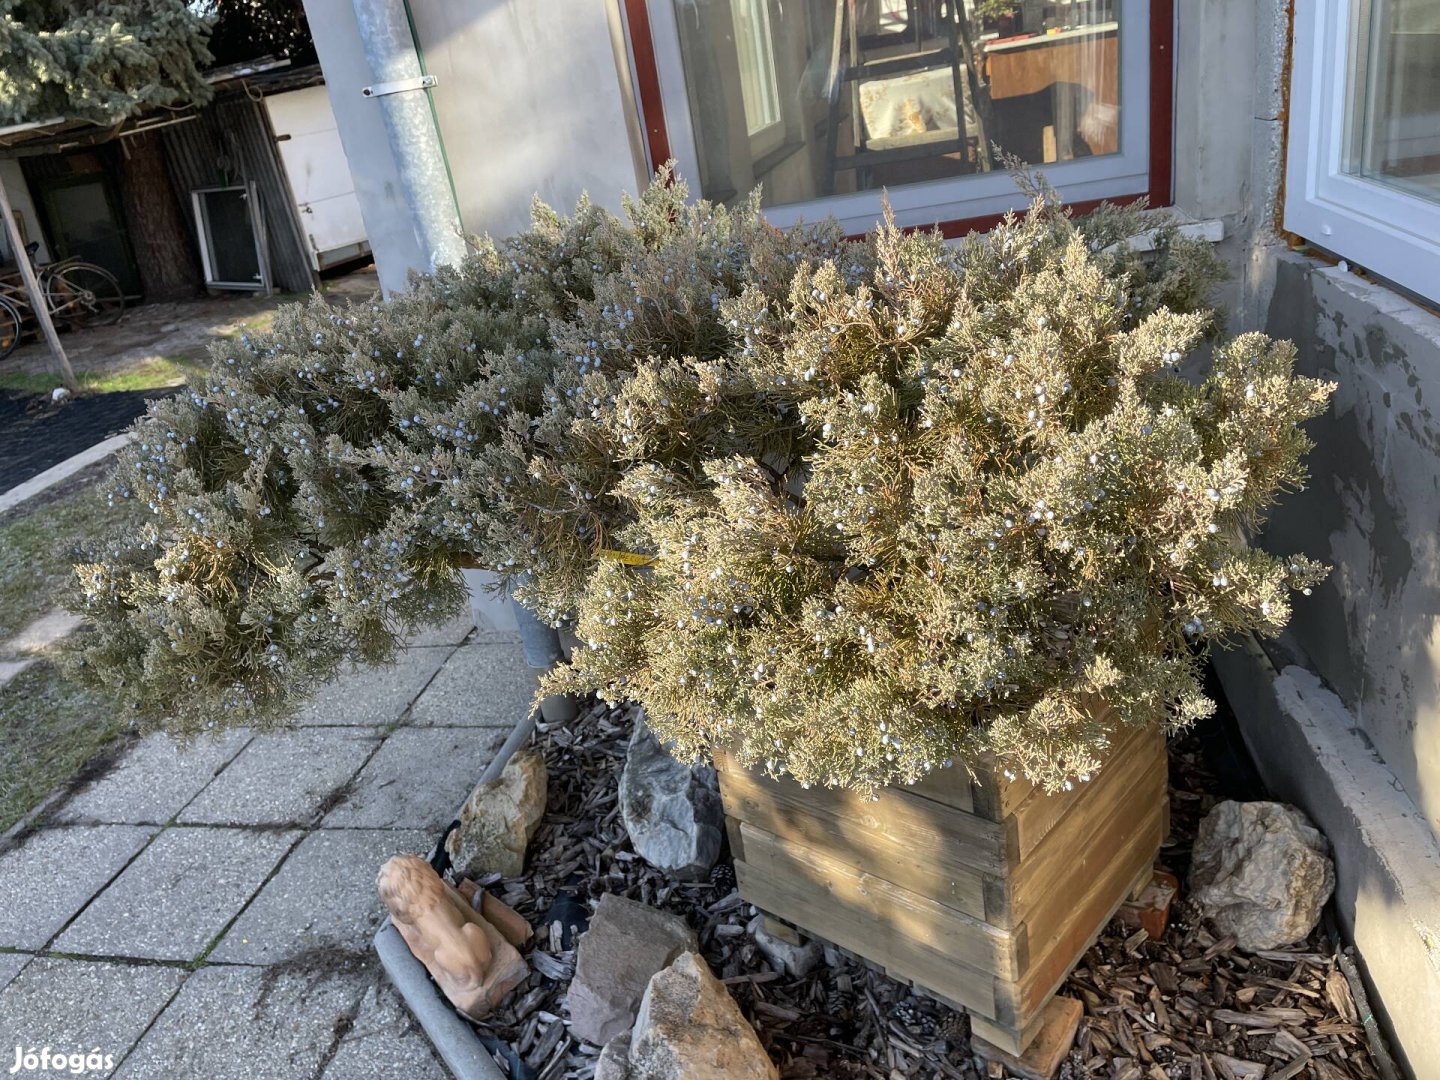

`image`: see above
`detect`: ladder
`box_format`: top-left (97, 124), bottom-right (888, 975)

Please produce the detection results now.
top-left (822, 0), bottom-right (995, 196)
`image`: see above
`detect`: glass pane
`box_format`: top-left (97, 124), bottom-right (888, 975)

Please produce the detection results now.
top-left (1346, 0), bottom-right (1440, 203)
top-left (199, 189), bottom-right (262, 285)
top-left (672, 0), bottom-right (1122, 209)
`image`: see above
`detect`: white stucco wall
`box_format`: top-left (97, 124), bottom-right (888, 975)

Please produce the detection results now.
top-left (409, 0), bottom-right (642, 243)
top-left (0, 158), bottom-right (51, 265)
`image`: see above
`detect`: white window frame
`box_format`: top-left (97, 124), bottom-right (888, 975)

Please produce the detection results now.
top-left (645, 0), bottom-right (1153, 235)
top-left (1286, 0), bottom-right (1440, 302)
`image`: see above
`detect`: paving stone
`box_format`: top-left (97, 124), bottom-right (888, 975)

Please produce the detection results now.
top-left (0, 957), bottom-right (185, 1076)
top-left (322, 727), bottom-right (508, 830)
top-left (0, 951), bottom-right (30, 992)
top-left (178, 728), bottom-right (382, 826)
top-left (54, 827), bottom-right (299, 962)
top-left (0, 658), bottom-right (34, 689)
top-left (8, 609), bottom-right (83, 654)
top-left (114, 963), bottom-right (365, 1080)
top-left (320, 982), bottom-right (451, 1080)
top-left (55, 730), bottom-right (252, 826)
top-left (0, 826), bottom-right (154, 949)
top-left (294, 646), bottom-right (455, 726)
top-left (211, 828), bottom-right (432, 964)
top-left (408, 641), bottom-right (538, 728)
top-left (406, 607), bottom-right (477, 648)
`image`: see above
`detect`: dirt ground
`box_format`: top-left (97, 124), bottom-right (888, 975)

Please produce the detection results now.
top-left (1, 264), bottom-right (379, 382)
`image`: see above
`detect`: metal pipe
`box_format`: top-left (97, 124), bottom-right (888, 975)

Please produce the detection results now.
top-left (350, 0), bottom-right (466, 273)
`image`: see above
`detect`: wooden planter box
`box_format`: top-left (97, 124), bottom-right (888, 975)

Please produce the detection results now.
top-left (715, 716), bottom-right (1168, 1055)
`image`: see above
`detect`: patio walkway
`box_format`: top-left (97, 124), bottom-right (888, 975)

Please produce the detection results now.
top-left (0, 610), bottom-right (526, 1079)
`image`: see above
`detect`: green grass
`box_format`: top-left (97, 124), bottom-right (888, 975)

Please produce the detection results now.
top-left (0, 660), bottom-right (127, 834)
top-left (0, 467), bottom-right (145, 642)
top-left (0, 356), bottom-right (203, 396)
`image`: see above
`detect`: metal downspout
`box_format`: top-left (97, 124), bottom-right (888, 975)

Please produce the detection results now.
top-left (350, 0), bottom-right (466, 273)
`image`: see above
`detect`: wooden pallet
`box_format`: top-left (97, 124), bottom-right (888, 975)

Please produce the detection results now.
top-left (715, 715), bottom-right (1167, 1056)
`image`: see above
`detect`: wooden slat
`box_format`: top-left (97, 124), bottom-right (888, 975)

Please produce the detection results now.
top-left (736, 822), bottom-right (1022, 978)
top-left (716, 754), bottom-right (1009, 877)
top-left (900, 763), bottom-right (975, 814)
top-left (1007, 800), bottom-right (1166, 1027)
top-left (1006, 723), bottom-right (1154, 862)
top-left (1014, 756), bottom-right (1168, 951)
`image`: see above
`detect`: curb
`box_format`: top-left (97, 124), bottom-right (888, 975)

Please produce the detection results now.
top-left (0, 432), bottom-right (133, 516)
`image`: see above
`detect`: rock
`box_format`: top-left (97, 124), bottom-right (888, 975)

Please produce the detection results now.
top-left (748, 914), bottom-right (822, 977)
top-left (446, 750), bottom-right (547, 878)
top-left (566, 894), bottom-right (699, 1046)
top-left (1190, 800), bottom-right (1335, 950)
top-left (619, 721), bottom-right (723, 880)
top-left (50, 387), bottom-right (70, 403)
top-left (376, 854), bottom-right (528, 1020)
top-left (601, 951), bottom-right (778, 1079)
top-left (594, 1034), bottom-right (632, 1080)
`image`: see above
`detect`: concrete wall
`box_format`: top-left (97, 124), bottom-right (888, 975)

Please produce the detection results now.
top-left (302, 0), bottom-right (642, 292)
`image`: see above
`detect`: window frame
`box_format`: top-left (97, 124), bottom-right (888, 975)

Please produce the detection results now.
top-left (620, 0), bottom-right (1174, 236)
top-left (1286, 0), bottom-right (1440, 301)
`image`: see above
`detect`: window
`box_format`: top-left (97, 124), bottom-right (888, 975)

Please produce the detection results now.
top-left (1287, 0), bottom-right (1440, 300)
top-left (630, 0), bottom-right (1167, 234)
top-left (191, 184), bottom-right (270, 292)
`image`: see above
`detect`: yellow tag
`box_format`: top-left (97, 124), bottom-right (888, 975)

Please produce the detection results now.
top-left (597, 549), bottom-right (658, 567)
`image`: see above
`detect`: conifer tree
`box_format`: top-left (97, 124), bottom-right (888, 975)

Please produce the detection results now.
top-left (0, 1), bottom-right (213, 127)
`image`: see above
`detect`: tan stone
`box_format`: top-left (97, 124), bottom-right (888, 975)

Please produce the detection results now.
top-left (446, 750), bottom-right (548, 878)
top-left (611, 951), bottom-right (778, 1080)
top-left (377, 854), bottom-right (527, 1020)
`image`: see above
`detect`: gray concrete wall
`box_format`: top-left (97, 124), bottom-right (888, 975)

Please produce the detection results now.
top-left (1253, 256), bottom-right (1440, 840)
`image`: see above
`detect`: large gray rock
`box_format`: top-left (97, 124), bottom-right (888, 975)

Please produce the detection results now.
top-left (619, 721), bottom-right (723, 880)
top-left (446, 750), bottom-right (547, 878)
top-left (596, 952), bottom-right (778, 1080)
top-left (1190, 800), bottom-right (1335, 950)
top-left (566, 895), bottom-right (699, 1046)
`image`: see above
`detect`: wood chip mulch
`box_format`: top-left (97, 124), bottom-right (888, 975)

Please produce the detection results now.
top-left (442, 700), bottom-right (1391, 1080)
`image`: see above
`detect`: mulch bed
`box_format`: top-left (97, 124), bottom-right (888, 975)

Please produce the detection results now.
top-left (440, 698), bottom-right (1389, 1080)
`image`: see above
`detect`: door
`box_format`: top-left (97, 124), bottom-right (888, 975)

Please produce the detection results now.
top-left (37, 173), bottom-right (142, 297)
top-left (265, 86), bottom-right (370, 270)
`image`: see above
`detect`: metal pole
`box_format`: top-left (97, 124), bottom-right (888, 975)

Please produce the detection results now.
top-left (0, 168), bottom-right (76, 392)
top-left (351, 0), bottom-right (466, 274)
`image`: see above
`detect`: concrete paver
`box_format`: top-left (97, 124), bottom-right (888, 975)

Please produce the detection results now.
top-left (321, 982), bottom-right (451, 1079)
top-left (178, 728), bottom-right (381, 827)
top-left (113, 964), bottom-right (367, 1080)
top-left (294, 645), bottom-right (457, 727)
top-left (0, 826), bottom-right (155, 949)
top-left (0, 950), bottom-right (31, 992)
top-left (212, 828), bottom-right (432, 965)
top-left (55, 730), bottom-right (252, 826)
top-left (54, 827), bottom-right (299, 961)
top-left (0, 958), bottom-right (186, 1078)
top-left (408, 641), bottom-right (538, 728)
top-left (5, 626), bottom-right (524, 1076)
top-left (322, 726), bottom-right (506, 830)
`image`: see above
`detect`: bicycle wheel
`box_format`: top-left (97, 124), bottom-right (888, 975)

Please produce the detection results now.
top-left (0, 296), bottom-right (22, 359)
top-left (46, 263), bottom-right (125, 328)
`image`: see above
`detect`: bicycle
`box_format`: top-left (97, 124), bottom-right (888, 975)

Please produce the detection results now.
top-left (0, 241), bottom-right (126, 360)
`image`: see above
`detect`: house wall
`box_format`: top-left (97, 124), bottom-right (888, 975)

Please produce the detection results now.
top-left (0, 158), bottom-right (51, 264)
top-left (301, 0), bottom-right (642, 292)
top-left (1176, 3), bottom-right (1440, 1077)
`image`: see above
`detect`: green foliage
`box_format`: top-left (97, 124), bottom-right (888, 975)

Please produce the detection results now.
top-left (68, 167), bottom-right (1331, 794)
top-left (67, 172), bottom-right (840, 733)
top-left (545, 192), bottom-right (1332, 795)
top-left (0, 0), bottom-right (213, 127)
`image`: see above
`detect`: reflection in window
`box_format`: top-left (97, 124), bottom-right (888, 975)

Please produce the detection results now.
top-left (1346, 0), bottom-right (1440, 203)
top-left (732, 0), bottom-right (784, 139)
top-left (672, 0), bottom-right (1122, 209)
